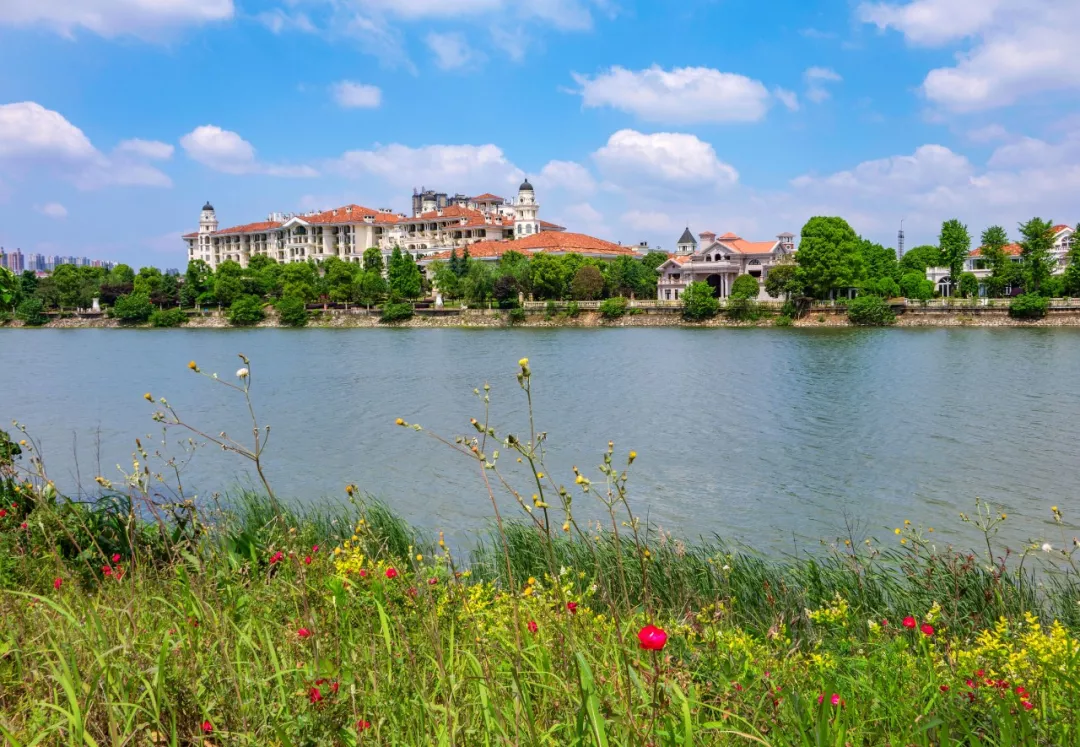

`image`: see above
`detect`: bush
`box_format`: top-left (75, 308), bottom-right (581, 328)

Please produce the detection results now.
top-left (507, 307), bottom-right (526, 325)
top-left (228, 295), bottom-right (266, 326)
top-left (774, 315), bottom-right (794, 327)
top-left (729, 274), bottom-right (761, 301)
top-left (111, 292), bottom-right (154, 324)
top-left (544, 300), bottom-right (558, 317)
top-left (149, 308), bottom-right (187, 328)
top-left (958, 272), bottom-right (979, 299)
top-left (847, 295), bottom-right (896, 326)
top-left (15, 297), bottom-right (47, 326)
top-left (681, 281), bottom-right (720, 321)
top-left (900, 272), bottom-right (935, 301)
top-left (275, 296), bottom-right (309, 327)
top-left (565, 301), bottom-right (580, 318)
top-left (726, 297), bottom-right (762, 322)
top-left (598, 296), bottom-right (629, 319)
top-left (1009, 293), bottom-right (1049, 320)
top-left (380, 301), bottom-right (414, 324)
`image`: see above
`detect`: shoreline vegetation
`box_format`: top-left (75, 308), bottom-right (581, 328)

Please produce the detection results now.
top-left (4, 357), bottom-right (1080, 744)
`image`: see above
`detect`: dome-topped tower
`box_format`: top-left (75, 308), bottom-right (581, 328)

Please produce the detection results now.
top-left (514, 179), bottom-right (539, 237)
top-left (199, 201), bottom-right (218, 236)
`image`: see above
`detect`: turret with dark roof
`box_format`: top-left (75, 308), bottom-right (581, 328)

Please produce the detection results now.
top-left (677, 227), bottom-right (696, 246)
top-left (519, 178), bottom-right (534, 192)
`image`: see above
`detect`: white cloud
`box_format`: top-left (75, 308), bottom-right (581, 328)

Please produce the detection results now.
top-left (773, 87), bottom-right (800, 111)
top-left (561, 203), bottom-right (610, 236)
top-left (425, 32), bottom-right (479, 70)
top-left (256, 9), bottom-right (315, 34)
top-left (966, 124), bottom-right (1010, 143)
top-left (180, 125), bottom-right (317, 177)
top-left (537, 160), bottom-right (596, 194)
top-left (333, 143), bottom-right (522, 193)
top-left (331, 81), bottom-right (383, 109)
top-left (36, 202), bottom-right (68, 219)
top-left (804, 67), bottom-right (842, 103)
top-left (593, 129), bottom-right (739, 187)
top-left (573, 65), bottom-right (774, 124)
top-left (621, 210), bottom-right (674, 232)
top-left (858, 0), bottom-right (1080, 111)
top-left (0, 0), bottom-right (233, 39)
top-left (0, 101), bottom-right (172, 189)
top-left (349, 0), bottom-right (501, 20)
top-left (791, 144), bottom-right (972, 195)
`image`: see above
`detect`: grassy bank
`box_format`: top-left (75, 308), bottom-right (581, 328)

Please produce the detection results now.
top-left (3, 358), bottom-right (1080, 745)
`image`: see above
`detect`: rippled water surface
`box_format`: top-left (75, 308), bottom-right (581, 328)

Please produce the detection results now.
top-left (2, 327), bottom-right (1078, 551)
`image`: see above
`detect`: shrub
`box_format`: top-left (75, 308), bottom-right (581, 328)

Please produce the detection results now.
top-left (16, 297), bottom-right (47, 326)
top-left (900, 271), bottom-right (934, 301)
top-left (228, 295), bottom-right (266, 326)
top-left (111, 292), bottom-right (154, 324)
top-left (847, 295), bottom-right (896, 326)
top-left (1009, 293), bottom-right (1049, 320)
top-left (565, 301), bottom-right (580, 317)
top-left (729, 274), bottom-right (761, 301)
top-left (380, 301), bottom-right (414, 324)
top-left (958, 272), bottom-right (979, 299)
top-left (598, 296), bottom-right (629, 319)
top-left (681, 281), bottom-right (720, 321)
top-left (726, 298), bottom-right (761, 322)
top-left (508, 307), bottom-right (526, 325)
top-left (275, 296), bottom-right (309, 327)
top-left (774, 315), bottom-right (794, 327)
top-left (570, 265), bottom-right (604, 300)
top-left (0, 310), bottom-right (11, 325)
top-left (544, 300), bottom-right (558, 318)
top-left (149, 308), bottom-right (187, 328)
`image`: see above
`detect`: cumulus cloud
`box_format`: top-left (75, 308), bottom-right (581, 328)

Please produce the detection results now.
top-left (332, 142), bottom-right (523, 193)
top-left (180, 125), bottom-right (317, 177)
top-left (0, 101), bottom-right (172, 189)
top-left (858, 0), bottom-right (1080, 111)
top-left (537, 160), bottom-right (597, 194)
top-left (804, 67), bottom-right (842, 103)
top-left (0, 0), bottom-right (233, 39)
top-left (593, 129), bottom-right (739, 188)
top-left (573, 65), bottom-right (774, 124)
top-left (425, 32), bottom-right (479, 70)
top-left (331, 81), bottom-right (383, 109)
top-left (36, 202), bottom-right (68, 219)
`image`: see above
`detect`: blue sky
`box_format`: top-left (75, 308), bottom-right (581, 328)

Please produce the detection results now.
top-left (1, 0), bottom-right (1078, 268)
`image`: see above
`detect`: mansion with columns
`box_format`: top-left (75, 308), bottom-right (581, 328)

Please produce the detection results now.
top-left (183, 181), bottom-right (564, 270)
top-left (655, 228), bottom-right (796, 300)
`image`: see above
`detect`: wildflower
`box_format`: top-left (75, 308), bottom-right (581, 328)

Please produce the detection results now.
top-left (103, 566), bottom-right (113, 576)
top-left (904, 519), bottom-right (911, 526)
top-left (1042, 542), bottom-right (1053, 553)
top-left (817, 694), bottom-right (824, 704)
top-left (188, 360), bottom-right (197, 370)
top-left (920, 623), bottom-right (935, 637)
top-left (385, 567), bottom-right (399, 579)
top-left (518, 357), bottom-right (529, 368)
top-left (112, 553), bottom-right (121, 563)
top-left (562, 522), bottom-right (570, 532)
top-left (1022, 700), bottom-right (1034, 711)
top-left (940, 685), bottom-right (949, 693)
top-left (114, 567), bottom-right (125, 580)
top-left (298, 628), bottom-right (312, 639)
top-left (881, 618), bottom-right (889, 627)
top-left (628, 450), bottom-right (637, 462)
top-left (902, 616), bottom-right (917, 629)
top-left (236, 367), bottom-right (249, 379)
top-left (330, 681), bottom-right (339, 694)
top-left (1001, 513), bottom-right (1007, 520)
top-left (732, 682), bottom-right (744, 692)
top-left (0, 509), bottom-right (6, 518)
top-left (270, 551), bottom-right (284, 564)
top-left (566, 601), bottom-right (578, 614)
top-left (200, 721), bottom-right (213, 734)
top-left (415, 554), bottom-right (423, 562)
top-left (357, 720), bottom-right (372, 731)
top-left (312, 545), bottom-right (319, 553)
top-left (346, 484), bottom-right (355, 495)
top-left (308, 687), bottom-right (322, 704)
top-left (527, 620), bottom-right (538, 634)
top-left (395, 418), bottom-right (405, 426)
top-left (637, 624), bottom-right (668, 651)
top-left (53, 578), bottom-right (62, 590)
top-left (359, 569), bottom-right (368, 578)
top-left (527, 577), bottom-right (536, 586)
top-left (304, 556), bottom-right (313, 565)
top-left (537, 472), bottom-right (544, 479)
top-left (143, 393), bottom-right (152, 401)
top-left (428, 577), bottom-right (438, 585)
top-left (830, 693), bottom-right (841, 706)
top-left (894, 528), bottom-right (901, 535)
top-left (20, 522), bottom-right (27, 530)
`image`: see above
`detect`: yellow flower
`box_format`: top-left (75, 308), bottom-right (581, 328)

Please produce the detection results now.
top-left (395, 418), bottom-right (405, 426)
top-left (351, 535), bottom-right (359, 542)
top-left (628, 450), bottom-right (637, 462)
top-left (188, 360), bottom-right (197, 370)
top-left (536, 472), bottom-right (544, 479)
top-left (1052, 506), bottom-right (1059, 513)
top-left (345, 484), bottom-right (355, 495)
top-left (19, 439), bottom-right (27, 446)
top-left (1001, 513), bottom-right (1007, 520)
top-left (143, 392), bottom-right (153, 401)
top-left (894, 528), bottom-right (901, 535)
top-left (904, 519), bottom-right (911, 526)
top-left (527, 577), bottom-right (536, 586)
top-left (562, 522), bottom-right (570, 532)
top-left (900, 538), bottom-right (907, 545)
top-left (415, 554), bottom-right (423, 562)
top-left (575, 475), bottom-right (585, 484)
top-left (518, 358), bottom-right (529, 368)
top-left (644, 549), bottom-right (652, 558)
top-left (333, 547), bottom-right (342, 556)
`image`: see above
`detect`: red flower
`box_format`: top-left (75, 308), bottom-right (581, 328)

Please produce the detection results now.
top-left (902, 616), bottom-right (917, 629)
top-left (1022, 700), bottom-right (1034, 711)
top-left (385, 567), bottom-right (398, 579)
top-left (527, 620), bottom-right (538, 634)
top-left (111, 553), bottom-right (121, 563)
top-left (920, 623), bottom-right (935, 637)
top-left (817, 694), bottom-right (824, 704)
top-left (975, 669), bottom-right (985, 678)
top-left (732, 682), bottom-right (744, 692)
top-left (357, 719), bottom-right (372, 731)
top-left (269, 551), bottom-right (284, 564)
top-left (965, 679), bottom-right (975, 688)
top-left (114, 567), bottom-right (124, 580)
top-left (940, 685), bottom-right (950, 693)
top-left (53, 578), bottom-right (63, 590)
top-left (566, 601), bottom-right (578, 614)
top-left (304, 556), bottom-right (313, 565)
top-left (298, 627), bottom-right (312, 639)
top-left (200, 720), bottom-right (213, 734)
top-left (359, 569), bottom-right (368, 578)
top-left (20, 522), bottom-right (27, 530)
top-left (330, 681), bottom-right (339, 694)
top-left (881, 618), bottom-right (889, 627)
top-left (428, 577), bottom-right (438, 585)
top-left (312, 545), bottom-right (319, 553)
top-left (0, 509), bottom-right (7, 518)
top-left (308, 686), bottom-right (322, 703)
top-left (966, 691), bottom-right (976, 702)
top-left (103, 565), bottom-right (113, 576)
top-left (637, 624), bottom-right (668, 651)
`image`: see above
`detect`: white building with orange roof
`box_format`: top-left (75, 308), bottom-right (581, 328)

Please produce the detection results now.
top-left (183, 181), bottom-right (566, 270)
top-left (419, 230), bottom-right (641, 266)
top-left (655, 228), bottom-right (796, 300)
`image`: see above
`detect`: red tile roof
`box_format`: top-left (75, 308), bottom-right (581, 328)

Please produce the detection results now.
top-left (214, 220), bottom-right (283, 235)
top-left (471, 193), bottom-right (504, 202)
top-left (970, 243), bottom-right (1023, 257)
top-left (424, 232), bottom-right (637, 262)
top-left (717, 232), bottom-right (739, 240)
top-left (305, 204), bottom-right (386, 225)
top-left (717, 238), bottom-right (779, 254)
top-left (539, 219), bottom-right (566, 231)
top-left (664, 254), bottom-right (693, 265)
top-left (182, 232), bottom-right (198, 239)
top-left (1052, 224), bottom-right (1071, 234)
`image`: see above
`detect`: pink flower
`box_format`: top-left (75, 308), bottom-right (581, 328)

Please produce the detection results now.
top-left (527, 620), bottom-right (538, 634)
top-left (920, 623), bottom-right (935, 637)
top-left (102, 565), bottom-right (113, 576)
top-left (312, 545), bottom-right (319, 553)
top-left (53, 578), bottom-right (62, 590)
top-left (304, 556), bottom-right (313, 565)
top-left (111, 553), bottom-right (121, 563)
top-left (732, 682), bottom-right (744, 692)
top-left (114, 567), bottom-right (125, 580)
top-left (200, 720), bottom-right (213, 734)
top-left (830, 693), bottom-right (841, 706)
top-left (270, 551), bottom-right (284, 564)
top-left (308, 686), bottom-right (322, 704)
top-left (637, 624), bottom-right (668, 651)
top-left (357, 719), bottom-right (372, 731)
top-left (566, 601), bottom-right (578, 614)
top-left (20, 522), bottom-right (27, 530)
top-left (298, 627), bottom-right (312, 639)
top-left (902, 616), bottom-right (916, 629)
top-left (817, 694), bottom-right (824, 704)
top-left (428, 577), bottom-right (438, 585)
top-left (385, 567), bottom-right (398, 579)
top-left (330, 681), bottom-right (339, 694)
top-left (1022, 700), bottom-right (1034, 711)
top-left (359, 569), bottom-right (368, 578)
top-left (881, 618), bottom-right (889, 627)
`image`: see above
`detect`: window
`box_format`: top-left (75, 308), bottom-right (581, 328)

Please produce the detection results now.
top-left (674, 290), bottom-right (679, 300)
top-left (665, 290), bottom-right (671, 300)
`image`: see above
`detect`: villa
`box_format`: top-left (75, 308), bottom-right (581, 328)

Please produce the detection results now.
top-left (183, 181), bottom-right (566, 270)
top-left (926, 224), bottom-right (1074, 295)
top-left (420, 231), bottom-right (640, 266)
top-left (655, 228), bottom-right (796, 300)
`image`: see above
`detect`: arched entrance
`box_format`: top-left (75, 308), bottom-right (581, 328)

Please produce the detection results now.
top-left (706, 274), bottom-right (724, 298)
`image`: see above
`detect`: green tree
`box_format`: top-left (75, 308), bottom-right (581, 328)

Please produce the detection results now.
top-left (939, 219), bottom-right (971, 294)
top-left (228, 295), bottom-right (265, 325)
top-left (431, 261), bottom-right (461, 299)
top-left (387, 248), bottom-right (422, 300)
top-left (729, 274), bottom-right (760, 301)
top-left (0, 267), bottom-right (16, 310)
top-left (275, 296), bottom-right (309, 327)
top-left (18, 270), bottom-right (38, 301)
top-left (957, 272), bottom-right (979, 298)
top-left (149, 308), bottom-right (187, 327)
top-left (492, 275), bottom-right (519, 307)
top-left (979, 225), bottom-right (1011, 297)
top-left (795, 217), bottom-right (863, 299)
top-left (51, 264), bottom-right (90, 309)
top-left (681, 280), bottom-right (720, 321)
top-left (134, 267), bottom-right (164, 299)
top-left (15, 296), bottom-right (47, 325)
top-left (1018, 217), bottom-right (1056, 294)
top-left (108, 264), bottom-right (136, 286)
top-left (355, 270), bottom-right (388, 307)
top-left (362, 247), bottom-right (384, 273)
top-left (498, 250), bottom-right (533, 295)
top-left (847, 295), bottom-right (895, 326)
top-left (641, 251), bottom-right (669, 273)
top-left (462, 261), bottom-right (495, 304)
top-left (898, 245), bottom-right (943, 274)
top-left (858, 240), bottom-right (900, 284)
top-left (530, 254), bottom-right (567, 300)
top-left (280, 262), bottom-right (318, 301)
top-left (764, 263), bottom-right (802, 299)
top-left (605, 255), bottom-right (653, 299)
top-left (570, 265), bottom-right (604, 300)
top-left (111, 292), bottom-right (154, 323)
top-left (213, 261), bottom-right (244, 306)
top-left (324, 259), bottom-right (357, 303)
top-left (900, 271), bottom-right (935, 301)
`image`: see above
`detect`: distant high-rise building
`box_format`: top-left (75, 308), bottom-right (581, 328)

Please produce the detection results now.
top-left (27, 253), bottom-right (46, 272)
top-left (0, 249), bottom-right (24, 273)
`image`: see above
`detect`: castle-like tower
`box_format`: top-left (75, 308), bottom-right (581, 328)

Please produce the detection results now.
top-left (513, 179), bottom-right (539, 238)
top-left (199, 201), bottom-right (218, 237)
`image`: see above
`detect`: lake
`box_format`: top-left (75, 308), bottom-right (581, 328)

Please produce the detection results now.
top-left (1, 327), bottom-right (1077, 553)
